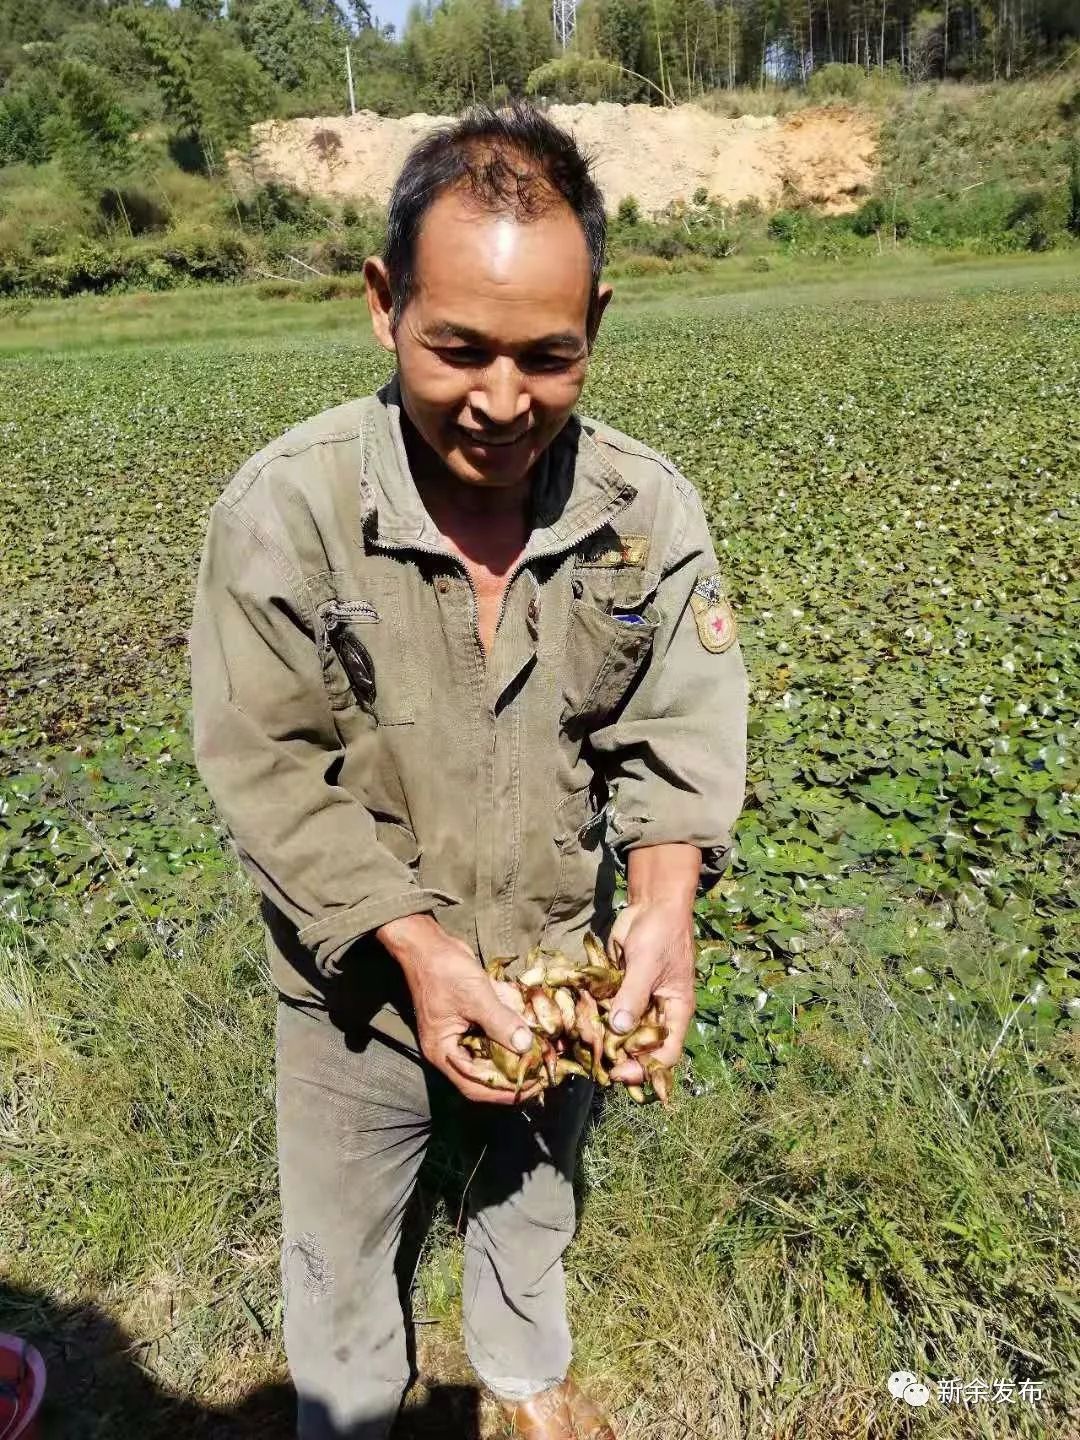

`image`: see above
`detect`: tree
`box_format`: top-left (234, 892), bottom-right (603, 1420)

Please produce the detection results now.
top-left (43, 58), bottom-right (134, 188)
top-left (521, 0), bottom-right (556, 74)
top-left (526, 53), bottom-right (639, 101)
top-left (180, 0), bottom-right (224, 20)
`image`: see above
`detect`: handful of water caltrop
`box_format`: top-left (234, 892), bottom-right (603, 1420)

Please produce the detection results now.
top-left (463, 932), bottom-right (675, 1105)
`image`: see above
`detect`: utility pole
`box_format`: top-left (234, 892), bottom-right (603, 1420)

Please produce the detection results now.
top-left (345, 44), bottom-right (356, 115)
top-left (552, 0), bottom-right (576, 50)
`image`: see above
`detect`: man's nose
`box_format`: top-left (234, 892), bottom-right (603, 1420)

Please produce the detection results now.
top-left (470, 358), bottom-right (530, 428)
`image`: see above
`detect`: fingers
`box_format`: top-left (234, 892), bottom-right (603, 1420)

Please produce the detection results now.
top-left (444, 1045), bottom-right (544, 1105)
top-left (492, 978), bottom-right (527, 1014)
top-left (608, 1055), bottom-right (645, 1085)
top-left (471, 987), bottom-right (534, 1055)
top-left (609, 962), bottom-right (656, 1036)
top-left (647, 990), bottom-right (694, 1069)
top-left (606, 903), bottom-right (636, 964)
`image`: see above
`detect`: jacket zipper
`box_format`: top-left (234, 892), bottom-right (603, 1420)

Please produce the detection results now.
top-left (321, 598), bottom-right (380, 626)
top-left (491, 498), bottom-right (634, 637)
top-left (369, 490), bottom-right (633, 666)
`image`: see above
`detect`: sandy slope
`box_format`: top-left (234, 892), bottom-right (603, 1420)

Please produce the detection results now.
top-left (233, 102), bottom-right (878, 216)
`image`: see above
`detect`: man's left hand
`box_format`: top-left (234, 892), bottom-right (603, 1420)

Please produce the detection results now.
top-left (604, 891), bottom-right (696, 1086)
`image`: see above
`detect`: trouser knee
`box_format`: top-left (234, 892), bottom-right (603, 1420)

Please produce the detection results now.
top-left (283, 1236), bottom-right (412, 1439)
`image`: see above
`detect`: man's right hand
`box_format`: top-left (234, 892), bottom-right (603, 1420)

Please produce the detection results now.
top-left (375, 913), bottom-right (541, 1104)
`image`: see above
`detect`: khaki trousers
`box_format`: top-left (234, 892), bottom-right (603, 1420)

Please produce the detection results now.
top-left (274, 1000), bottom-right (594, 1439)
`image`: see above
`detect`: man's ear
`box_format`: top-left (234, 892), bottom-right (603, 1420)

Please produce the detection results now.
top-left (363, 256), bottom-right (397, 354)
top-left (586, 282), bottom-right (614, 351)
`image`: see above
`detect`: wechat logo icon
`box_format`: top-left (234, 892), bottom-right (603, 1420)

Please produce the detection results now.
top-left (888, 1371), bottom-right (931, 1407)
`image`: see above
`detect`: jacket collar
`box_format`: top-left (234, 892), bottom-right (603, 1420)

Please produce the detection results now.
top-left (359, 372), bottom-right (636, 555)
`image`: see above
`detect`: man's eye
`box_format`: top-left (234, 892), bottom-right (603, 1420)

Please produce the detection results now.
top-left (522, 353), bottom-right (575, 373)
top-left (438, 347), bottom-right (486, 366)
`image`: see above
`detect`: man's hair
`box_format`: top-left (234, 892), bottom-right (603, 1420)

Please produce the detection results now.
top-left (383, 99), bottom-right (606, 328)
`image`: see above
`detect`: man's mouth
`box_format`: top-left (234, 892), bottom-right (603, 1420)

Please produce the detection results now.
top-left (456, 424), bottom-right (530, 449)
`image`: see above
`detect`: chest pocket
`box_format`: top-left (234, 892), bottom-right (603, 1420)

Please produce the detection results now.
top-left (561, 594), bottom-right (659, 734)
top-left (318, 585), bottom-right (415, 726)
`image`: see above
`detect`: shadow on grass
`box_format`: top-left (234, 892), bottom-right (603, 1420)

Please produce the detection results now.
top-left (0, 1020), bottom-right (608, 1439)
top-left (0, 1278), bottom-right (481, 1438)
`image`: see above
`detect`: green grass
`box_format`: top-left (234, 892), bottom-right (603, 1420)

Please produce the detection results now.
top-left (1, 256), bottom-right (1078, 1436)
top-left (879, 75), bottom-right (1079, 202)
top-left (0, 250), bottom-right (1074, 354)
top-left (2, 863), bottom-right (1076, 1436)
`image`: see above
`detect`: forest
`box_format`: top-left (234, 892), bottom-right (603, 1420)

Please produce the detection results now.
top-left (0, 0), bottom-right (1077, 298)
top-left (1, 0), bottom-right (1077, 159)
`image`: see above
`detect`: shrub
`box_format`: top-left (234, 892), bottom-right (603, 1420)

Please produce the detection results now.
top-left (807, 60), bottom-right (905, 105)
top-left (900, 181), bottom-right (1068, 252)
top-left (0, 76), bottom-right (58, 167)
top-left (232, 181), bottom-right (330, 235)
top-left (99, 187), bottom-right (170, 238)
top-left (767, 209), bottom-right (802, 243)
top-left (525, 56), bottom-right (638, 105)
top-left (0, 228), bottom-right (252, 298)
top-left (159, 226), bottom-right (250, 282)
top-left (1005, 188), bottom-right (1055, 252)
top-left (850, 194), bottom-right (912, 239)
top-left (642, 230), bottom-right (685, 259)
top-left (314, 224), bottom-right (384, 275)
top-left (616, 194), bottom-right (640, 225)
top-left (45, 60), bottom-right (136, 187)
top-left (806, 63), bottom-right (866, 101)
top-left (609, 253), bottom-right (713, 277)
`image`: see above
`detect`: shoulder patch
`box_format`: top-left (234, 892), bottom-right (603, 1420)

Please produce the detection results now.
top-left (689, 573), bottom-right (737, 653)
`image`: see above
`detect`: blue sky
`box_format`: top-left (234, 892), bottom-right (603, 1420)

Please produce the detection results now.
top-left (368, 0), bottom-right (415, 34)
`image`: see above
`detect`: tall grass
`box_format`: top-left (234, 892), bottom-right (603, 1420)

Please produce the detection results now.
top-left (878, 74), bottom-right (1079, 200)
top-left (1, 857), bottom-right (1076, 1437)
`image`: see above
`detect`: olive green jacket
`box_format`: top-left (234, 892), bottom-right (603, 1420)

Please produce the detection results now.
top-left (189, 375), bottom-right (748, 1048)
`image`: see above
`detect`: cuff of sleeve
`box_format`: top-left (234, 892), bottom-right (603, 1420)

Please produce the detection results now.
top-left (299, 887), bottom-right (461, 977)
top-left (611, 824), bottom-right (733, 896)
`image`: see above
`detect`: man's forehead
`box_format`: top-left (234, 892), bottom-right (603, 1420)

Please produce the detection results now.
top-left (408, 194), bottom-right (593, 339)
top-left (413, 192), bottom-right (592, 301)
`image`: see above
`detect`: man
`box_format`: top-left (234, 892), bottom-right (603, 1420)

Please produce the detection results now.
top-left (189, 101), bottom-right (747, 1440)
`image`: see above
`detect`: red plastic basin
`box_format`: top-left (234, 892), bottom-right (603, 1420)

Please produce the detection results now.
top-left (0, 1334), bottom-right (46, 1440)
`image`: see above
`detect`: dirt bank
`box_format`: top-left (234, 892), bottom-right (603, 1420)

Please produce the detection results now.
top-left (235, 102), bottom-right (878, 216)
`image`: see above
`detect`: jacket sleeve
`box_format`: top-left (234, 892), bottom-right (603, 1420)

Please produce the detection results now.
top-left (188, 498), bottom-right (457, 977)
top-left (588, 478), bottom-right (749, 893)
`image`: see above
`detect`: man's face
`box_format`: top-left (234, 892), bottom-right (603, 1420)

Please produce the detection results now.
top-left (366, 186), bottom-right (611, 490)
